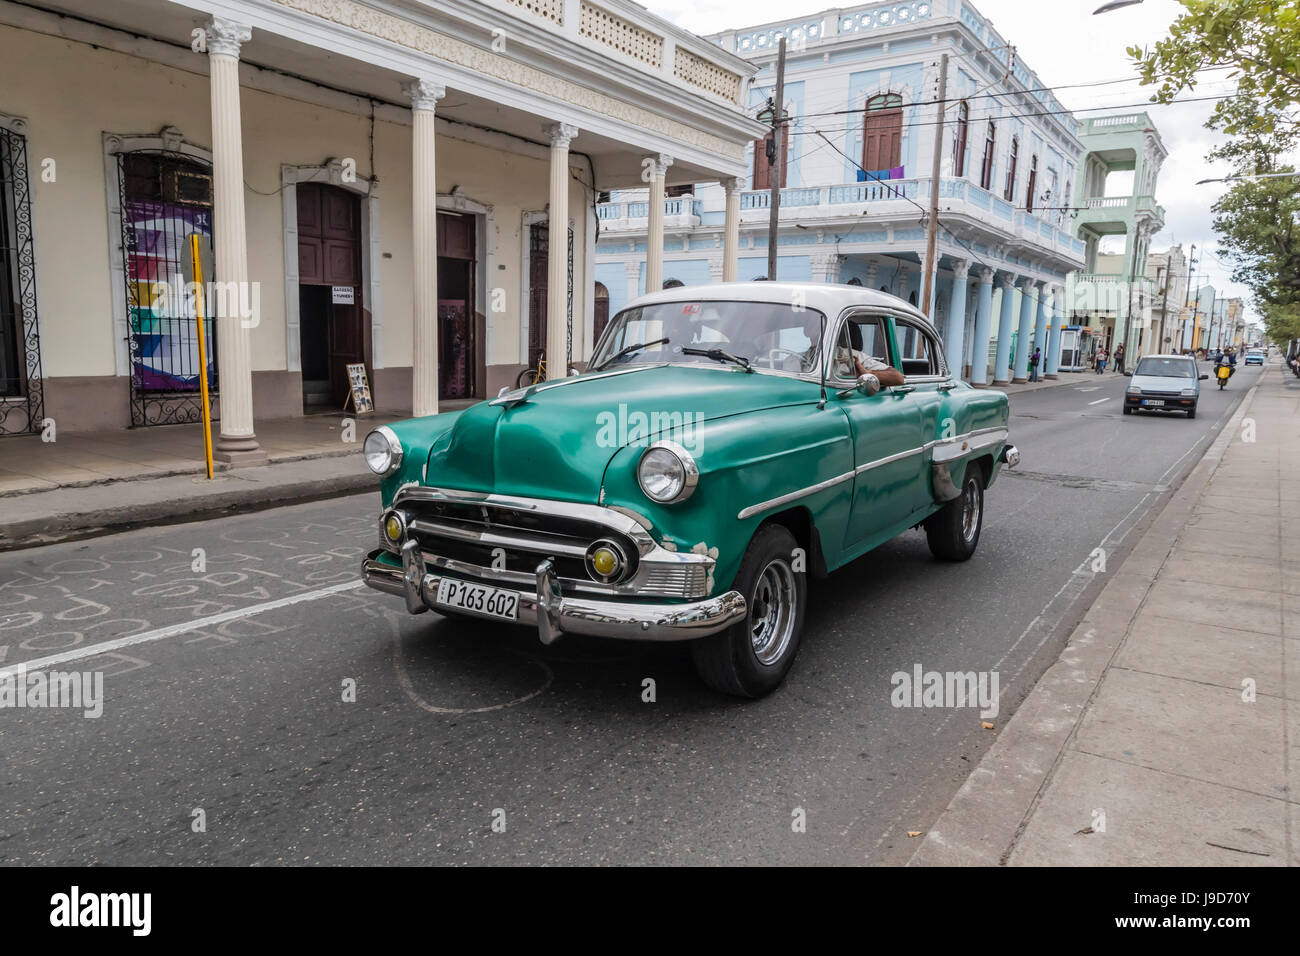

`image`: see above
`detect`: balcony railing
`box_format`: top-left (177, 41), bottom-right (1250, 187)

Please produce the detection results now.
top-left (595, 179), bottom-right (1086, 260)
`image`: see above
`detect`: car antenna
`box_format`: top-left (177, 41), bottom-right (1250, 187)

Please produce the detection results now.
top-left (818, 312), bottom-right (828, 409)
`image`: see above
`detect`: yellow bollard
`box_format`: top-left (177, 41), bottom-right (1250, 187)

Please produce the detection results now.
top-left (189, 234), bottom-right (214, 479)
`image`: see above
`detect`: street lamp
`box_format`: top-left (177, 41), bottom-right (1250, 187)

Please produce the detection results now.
top-left (1195, 170), bottom-right (1300, 185)
top-left (1093, 0), bottom-right (1143, 12)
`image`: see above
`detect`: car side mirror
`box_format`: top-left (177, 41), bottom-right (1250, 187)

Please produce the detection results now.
top-left (1199, 374), bottom-right (1208, 380)
top-left (857, 372), bottom-right (881, 396)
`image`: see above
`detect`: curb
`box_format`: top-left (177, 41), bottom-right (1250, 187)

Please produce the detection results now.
top-left (908, 366), bottom-right (1265, 866)
top-left (0, 465), bottom-right (376, 552)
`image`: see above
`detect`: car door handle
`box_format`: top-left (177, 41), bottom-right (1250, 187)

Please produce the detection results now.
top-left (887, 385), bottom-right (915, 395)
top-left (938, 381), bottom-right (958, 392)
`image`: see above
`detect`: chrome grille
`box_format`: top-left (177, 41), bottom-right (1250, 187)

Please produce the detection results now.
top-left (384, 487), bottom-right (713, 600)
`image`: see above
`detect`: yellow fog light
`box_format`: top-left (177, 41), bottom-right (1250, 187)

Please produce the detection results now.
top-left (592, 548), bottom-right (617, 576)
top-left (383, 511), bottom-right (406, 545)
top-left (585, 539), bottom-right (628, 584)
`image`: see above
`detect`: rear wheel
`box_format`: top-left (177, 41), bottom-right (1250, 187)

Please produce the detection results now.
top-left (925, 466), bottom-right (984, 561)
top-left (692, 524), bottom-right (806, 698)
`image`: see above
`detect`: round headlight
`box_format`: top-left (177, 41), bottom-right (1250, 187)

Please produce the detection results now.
top-left (637, 440), bottom-right (699, 504)
top-left (363, 426), bottom-right (403, 476)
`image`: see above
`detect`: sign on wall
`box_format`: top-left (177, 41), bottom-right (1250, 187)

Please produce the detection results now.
top-left (332, 285), bottom-right (355, 305)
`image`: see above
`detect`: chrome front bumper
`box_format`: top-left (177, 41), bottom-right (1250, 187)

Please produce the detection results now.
top-left (361, 544), bottom-right (747, 644)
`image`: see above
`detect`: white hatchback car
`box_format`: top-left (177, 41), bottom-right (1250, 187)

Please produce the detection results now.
top-left (1123, 354), bottom-right (1209, 419)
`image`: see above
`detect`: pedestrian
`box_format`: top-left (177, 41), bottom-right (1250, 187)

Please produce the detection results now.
top-left (1095, 346), bottom-right (1107, 375)
top-left (1029, 347), bottom-right (1041, 382)
top-left (1113, 342), bottom-right (1126, 374)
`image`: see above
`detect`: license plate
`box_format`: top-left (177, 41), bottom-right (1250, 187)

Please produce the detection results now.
top-left (1142, 399), bottom-right (1165, 406)
top-left (435, 579), bottom-right (520, 621)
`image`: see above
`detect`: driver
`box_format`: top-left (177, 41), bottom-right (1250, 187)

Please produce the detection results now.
top-left (832, 338), bottom-right (906, 388)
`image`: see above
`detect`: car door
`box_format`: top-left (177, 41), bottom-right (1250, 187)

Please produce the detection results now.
top-left (833, 311), bottom-right (926, 550)
top-left (891, 315), bottom-right (953, 515)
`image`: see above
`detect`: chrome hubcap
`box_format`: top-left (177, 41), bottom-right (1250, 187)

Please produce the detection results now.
top-left (750, 559), bottom-right (797, 666)
top-left (961, 477), bottom-right (982, 544)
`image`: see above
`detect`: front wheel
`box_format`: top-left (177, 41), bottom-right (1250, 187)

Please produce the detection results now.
top-left (692, 523), bottom-right (806, 698)
top-left (925, 465), bottom-right (985, 561)
top-left (1218, 378), bottom-right (1226, 390)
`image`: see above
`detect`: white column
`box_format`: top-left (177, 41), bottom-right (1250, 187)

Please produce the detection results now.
top-left (722, 177), bottom-right (742, 282)
top-left (545, 123), bottom-right (579, 379)
top-left (207, 18), bottom-right (265, 465)
top-left (970, 267), bottom-right (995, 386)
top-left (645, 153), bottom-right (673, 293)
top-left (945, 259), bottom-right (971, 380)
top-left (404, 78), bottom-right (446, 417)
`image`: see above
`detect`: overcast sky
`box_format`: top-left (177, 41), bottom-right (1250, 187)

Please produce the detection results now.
top-left (644, 0), bottom-right (1265, 321)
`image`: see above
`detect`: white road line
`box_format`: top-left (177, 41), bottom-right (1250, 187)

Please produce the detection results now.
top-left (1088, 397), bottom-right (1111, 405)
top-left (0, 579), bottom-right (363, 679)
top-left (1076, 387), bottom-right (1100, 392)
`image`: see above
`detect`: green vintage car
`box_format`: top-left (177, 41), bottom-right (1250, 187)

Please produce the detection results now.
top-left (361, 283), bottom-right (1018, 697)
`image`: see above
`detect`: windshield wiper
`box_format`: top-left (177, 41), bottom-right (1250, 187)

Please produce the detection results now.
top-left (596, 337), bottom-right (669, 371)
top-left (682, 346), bottom-right (753, 371)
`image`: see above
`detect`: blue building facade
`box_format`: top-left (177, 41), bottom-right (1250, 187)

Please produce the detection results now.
top-left (595, 0), bottom-right (1087, 383)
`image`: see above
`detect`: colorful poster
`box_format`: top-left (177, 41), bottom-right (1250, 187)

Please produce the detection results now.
top-left (125, 200), bottom-right (215, 392)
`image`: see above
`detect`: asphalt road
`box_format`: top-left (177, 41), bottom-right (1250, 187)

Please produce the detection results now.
top-left (0, 365), bottom-right (1262, 865)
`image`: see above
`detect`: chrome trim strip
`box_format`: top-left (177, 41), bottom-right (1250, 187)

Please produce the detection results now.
top-left (929, 427), bottom-right (1009, 463)
top-left (489, 364), bottom-right (660, 406)
top-left (734, 425), bottom-right (1008, 520)
top-left (736, 470), bottom-right (855, 520)
top-left (854, 446), bottom-right (925, 475)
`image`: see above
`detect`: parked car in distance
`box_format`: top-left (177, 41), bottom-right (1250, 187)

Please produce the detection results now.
top-left (1124, 354), bottom-right (1208, 418)
top-left (360, 283), bottom-right (1018, 698)
top-left (1245, 349), bottom-right (1265, 366)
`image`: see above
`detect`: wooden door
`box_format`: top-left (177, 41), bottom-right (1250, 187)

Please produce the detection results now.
top-left (862, 106), bottom-right (902, 173)
top-left (297, 183), bottom-right (363, 409)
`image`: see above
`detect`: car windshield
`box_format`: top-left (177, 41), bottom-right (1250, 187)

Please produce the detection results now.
top-left (1134, 357), bottom-right (1195, 378)
top-left (591, 300), bottom-right (827, 374)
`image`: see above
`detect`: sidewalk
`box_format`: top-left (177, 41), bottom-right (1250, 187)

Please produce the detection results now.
top-left (913, 361), bottom-right (1297, 866)
top-left (0, 410), bottom-right (411, 550)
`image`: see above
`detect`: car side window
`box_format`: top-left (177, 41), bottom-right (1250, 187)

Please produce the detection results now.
top-left (893, 319), bottom-right (942, 377)
top-left (832, 314), bottom-right (892, 380)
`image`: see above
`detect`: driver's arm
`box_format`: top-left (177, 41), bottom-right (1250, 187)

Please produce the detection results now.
top-left (854, 353), bottom-right (906, 387)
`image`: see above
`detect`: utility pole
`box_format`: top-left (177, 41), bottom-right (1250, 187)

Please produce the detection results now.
top-left (920, 52), bottom-right (948, 318)
top-left (766, 36), bottom-right (787, 282)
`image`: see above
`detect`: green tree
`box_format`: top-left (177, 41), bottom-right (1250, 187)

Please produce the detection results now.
top-left (1129, 0), bottom-right (1300, 136)
top-left (1206, 97), bottom-right (1300, 321)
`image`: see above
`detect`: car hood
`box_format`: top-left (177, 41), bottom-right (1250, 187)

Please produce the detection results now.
top-left (1132, 374), bottom-right (1196, 392)
top-left (425, 364), bottom-right (821, 502)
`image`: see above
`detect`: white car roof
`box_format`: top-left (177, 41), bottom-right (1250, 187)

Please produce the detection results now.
top-left (623, 281), bottom-right (939, 338)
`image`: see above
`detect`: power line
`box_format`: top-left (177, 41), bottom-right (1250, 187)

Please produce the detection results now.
top-left (789, 91), bottom-right (1238, 136)
top-left (810, 127), bottom-right (992, 272)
